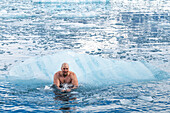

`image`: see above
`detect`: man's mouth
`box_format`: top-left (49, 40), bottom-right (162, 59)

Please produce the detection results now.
top-left (63, 72), bottom-right (67, 74)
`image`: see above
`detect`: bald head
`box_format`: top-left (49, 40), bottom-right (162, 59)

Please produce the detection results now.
top-left (61, 63), bottom-right (69, 68)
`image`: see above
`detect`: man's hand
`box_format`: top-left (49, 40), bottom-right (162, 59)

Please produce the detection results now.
top-left (71, 85), bottom-right (78, 89)
top-left (60, 89), bottom-right (71, 92)
top-left (66, 89), bottom-right (71, 92)
top-left (60, 89), bottom-right (65, 92)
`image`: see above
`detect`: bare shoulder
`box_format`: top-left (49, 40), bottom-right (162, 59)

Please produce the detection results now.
top-left (69, 71), bottom-right (76, 77)
top-left (70, 71), bottom-right (76, 75)
top-left (54, 71), bottom-right (62, 77)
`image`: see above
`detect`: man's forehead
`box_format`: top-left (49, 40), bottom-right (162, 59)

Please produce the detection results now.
top-left (62, 63), bottom-right (69, 68)
top-left (62, 65), bottom-right (68, 68)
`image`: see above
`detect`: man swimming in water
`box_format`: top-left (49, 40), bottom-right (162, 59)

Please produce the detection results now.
top-left (53, 63), bottom-right (78, 92)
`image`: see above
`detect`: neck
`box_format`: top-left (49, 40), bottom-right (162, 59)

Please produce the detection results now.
top-left (63, 74), bottom-right (67, 77)
top-left (63, 72), bottom-right (68, 77)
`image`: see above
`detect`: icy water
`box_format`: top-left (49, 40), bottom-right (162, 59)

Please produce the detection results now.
top-left (0, 0), bottom-right (170, 112)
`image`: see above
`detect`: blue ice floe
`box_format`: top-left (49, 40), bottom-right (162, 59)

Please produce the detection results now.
top-left (8, 51), bottom-right (169, 86)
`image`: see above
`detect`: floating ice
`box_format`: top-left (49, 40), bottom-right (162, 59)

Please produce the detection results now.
top-left (120, 99), bottom-right (132, 105)
top-left (138, 96), bottom-right (153, 102)
top-left (44, 85), bottom-right (52, 91)
top-left (9, 51), bottom-right (169, 86)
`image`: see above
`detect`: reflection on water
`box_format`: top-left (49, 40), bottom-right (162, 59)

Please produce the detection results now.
top-left (53, 90), bottom-right (77, 112)
top-left (0, 79), bottom-right (170, 112)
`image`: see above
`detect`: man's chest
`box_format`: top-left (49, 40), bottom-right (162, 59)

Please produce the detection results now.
top-left (59, 76), bottom-right (72, 83)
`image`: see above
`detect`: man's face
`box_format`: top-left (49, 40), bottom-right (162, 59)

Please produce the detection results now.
top-left (61, 64), bottom-right (69, 75)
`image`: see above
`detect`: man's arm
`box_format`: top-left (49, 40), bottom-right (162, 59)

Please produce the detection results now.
top-left (71, 72), bottom-right (78, 89)
top-left (53, 72), bottom-right (60, 89)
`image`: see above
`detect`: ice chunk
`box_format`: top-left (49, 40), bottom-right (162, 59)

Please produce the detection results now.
top-left (9, 51), bottom-right (169, 86)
